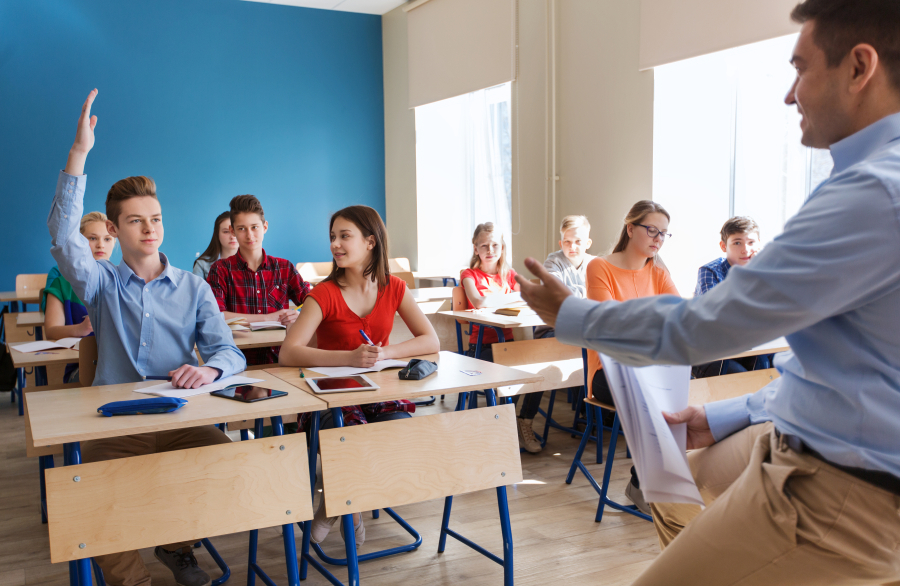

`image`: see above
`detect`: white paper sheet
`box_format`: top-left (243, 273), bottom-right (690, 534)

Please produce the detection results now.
top-left (309, 360), bottom-right (409, 378)
top-left (11, 338), bottom-right (81, 353)
top-left (598, 354), bottom-right (703, 506)
top-left (249, 321), bottom-right (286, 331)
top-left (134, 375), bottom-right (265, 399)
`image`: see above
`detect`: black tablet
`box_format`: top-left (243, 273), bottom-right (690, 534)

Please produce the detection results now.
top-left (210, 385), bottom-right (288, 402)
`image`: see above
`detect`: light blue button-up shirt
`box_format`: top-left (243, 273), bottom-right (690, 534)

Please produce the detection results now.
top-left (48, 171), bottom-right (246, 386)
top-left (557, 111), bottom-right (900, 477)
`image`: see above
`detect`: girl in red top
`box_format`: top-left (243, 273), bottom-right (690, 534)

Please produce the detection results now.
top-left (280, 205), bottom-right (439, 548)
top-left (461, 222), bottom-right (519, 358)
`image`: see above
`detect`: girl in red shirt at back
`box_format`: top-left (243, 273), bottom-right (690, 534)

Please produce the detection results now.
top-left (280, 205), bottom-right (440, 549)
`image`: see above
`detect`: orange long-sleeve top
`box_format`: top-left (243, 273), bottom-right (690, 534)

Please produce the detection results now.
top-left (586, 257), bottom-right (680, 397)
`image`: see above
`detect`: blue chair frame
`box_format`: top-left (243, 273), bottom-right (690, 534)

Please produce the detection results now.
top-left (565, 349), bottom-right (651, 523)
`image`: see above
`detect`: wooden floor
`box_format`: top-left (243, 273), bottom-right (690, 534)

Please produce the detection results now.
top-left (0, 390), bottom-right (659, 586)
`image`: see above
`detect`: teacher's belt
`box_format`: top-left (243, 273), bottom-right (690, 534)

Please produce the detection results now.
top-left (777, 430), bottom-right (900, 496)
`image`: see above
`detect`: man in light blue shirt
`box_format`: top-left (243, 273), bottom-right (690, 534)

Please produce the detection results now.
top-left (48, 89), bottom-right (246, 586)
top-left (518, 1), bottom-right (900, 584)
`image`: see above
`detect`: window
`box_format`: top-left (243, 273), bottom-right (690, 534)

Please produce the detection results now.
top-left (653, 34), bottom-right (833, 295)
top-left (414, 83), bottom-right (513, 276)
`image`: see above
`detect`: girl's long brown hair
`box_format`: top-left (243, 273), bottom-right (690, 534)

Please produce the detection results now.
top-left (197, 211), bottom-right (231, 264)
top-left (469, 222), bottom-right (511, 281)
top-left (610, 200), bottom-right (671, 266)
top-left (324, 205), bottom-right (390, 290)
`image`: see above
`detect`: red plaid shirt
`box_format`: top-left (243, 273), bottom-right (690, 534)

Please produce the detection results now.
top-left (207, 249), bottom-right (310, 365)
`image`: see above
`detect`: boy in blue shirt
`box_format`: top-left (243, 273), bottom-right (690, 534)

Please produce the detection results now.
top-left (48, 89), bottom-right (246, 586)
top-left (693, 216), bottom-right (767, 377)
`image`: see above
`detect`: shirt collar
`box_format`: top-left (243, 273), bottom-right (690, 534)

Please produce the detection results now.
top-left (830, 111), bottom-right (900, 175)
top-left (116, 253), bottom-right (179, 287)
top-left (235, 248), bottom-right (270, 271)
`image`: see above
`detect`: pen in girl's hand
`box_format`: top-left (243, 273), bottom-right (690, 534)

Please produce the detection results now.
top-left (359, 330), bottom-right (375, 346)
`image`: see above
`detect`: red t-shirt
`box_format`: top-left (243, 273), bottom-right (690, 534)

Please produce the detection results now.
top-left (308, 274), bottom-right (407, 350)
top-left (460, 267), bottom-right (518, 346)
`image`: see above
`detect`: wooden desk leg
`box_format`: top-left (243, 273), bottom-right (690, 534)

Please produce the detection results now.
top-left (62, 442), bottom-right (93, 586)
top-left (244, 417), bottom-right (301, 586)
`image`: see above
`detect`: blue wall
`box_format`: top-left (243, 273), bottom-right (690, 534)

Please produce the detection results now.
top-left (0, 0), bottom-right (384, 290)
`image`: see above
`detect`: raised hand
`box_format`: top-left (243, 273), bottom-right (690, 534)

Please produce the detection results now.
top-left (514, 257), bottom-right (573, 328)
top-left (65, 89), bottom-right (98, 176)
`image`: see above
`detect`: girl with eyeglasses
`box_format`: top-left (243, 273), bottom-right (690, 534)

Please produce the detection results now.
top-left (585, 199), bottom-right (679, 514)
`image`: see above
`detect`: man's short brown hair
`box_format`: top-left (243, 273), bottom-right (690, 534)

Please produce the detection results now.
top-left (791, 0), bottom-right (900, 91)
top-left (229, 194), bottom-right (265, 226)
top-left (106, 176), bottom-right (158, 225)
top-left (720, 216), bottom-right (760, 243)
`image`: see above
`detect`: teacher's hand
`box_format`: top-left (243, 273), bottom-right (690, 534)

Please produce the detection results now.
top-left (663, 406), bottom-right (716, 450)
top-left (514, 257), bottom-right (573, 328)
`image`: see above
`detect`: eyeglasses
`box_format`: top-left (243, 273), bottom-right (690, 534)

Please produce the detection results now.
top-left (634, 224), bottom-right (673, 240)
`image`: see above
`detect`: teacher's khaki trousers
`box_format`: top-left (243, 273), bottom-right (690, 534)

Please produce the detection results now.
top-left (82, 427), bottom-right (233, 586)
top-left (637, 422), bottom-right (900, 586)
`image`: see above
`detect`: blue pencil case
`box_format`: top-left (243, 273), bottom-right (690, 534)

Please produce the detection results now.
top-left (97, 397), bottom-right (187, 417)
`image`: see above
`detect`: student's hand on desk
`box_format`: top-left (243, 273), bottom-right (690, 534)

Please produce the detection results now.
top-left (274, 309), bottom-right (298, 326)
top-left (663, 406), bottom-right (715, 450)
top-left (74, 316), bottom-right (93, 337)
top-left (515, 257), bottom-right (573, 328)
top-left (168, 365), bottom-right (219, 389)
top-left (350, 343), bottom-right (384, 368)
top-left (65, 89), bottom-right (98, 176)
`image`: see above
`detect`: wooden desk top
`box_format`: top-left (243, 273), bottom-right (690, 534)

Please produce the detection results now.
top-left (26, 370), bottom-right (327, 448)
top-left (231, 328), bottom-right (287, 349)
top-left (266, 351), bottom-right (543, 408)
top-left (413, 272), bottom-right (457, 282)
top-left (436, 310), bottom-right (545, 329)
top-left (723, 338), bottom-right (789, 360)
top-left (16, 312), bottom-right (45, 328)
top-left (409, 287), bottom-right (454, 302)
top-left (0, 291), bottom-right (41, 303)
top-left (8, 342), bottom-right (79, 368)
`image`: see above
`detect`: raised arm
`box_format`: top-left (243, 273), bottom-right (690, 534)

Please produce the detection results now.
top-left (49, 90), bottom-right (102, 306)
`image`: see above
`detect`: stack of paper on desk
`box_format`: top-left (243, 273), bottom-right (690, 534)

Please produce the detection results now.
top-left (599, 353), bottom-right (704, 506)
top-left (309, 359), bottom-right (409, 378)
top-left (11, 338), bottom-right (81, 353)
top-left (249, 321), bottom-right (286, 331)
top-left (134, 375), bottom-right (265, 399)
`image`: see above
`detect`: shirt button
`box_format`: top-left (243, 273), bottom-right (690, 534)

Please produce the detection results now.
top-left (142, 342), bottom-right (147, 347)
top-left (257, 290), bottom-right (260, 293)
top-left (145, 313), bottom-right (150, 317)
top-left (258, 310), bottom-right (261, 314)
top-left (69, 180), bottom-right (74, 185)
top-left (63, 214), bottom-right (68, 219)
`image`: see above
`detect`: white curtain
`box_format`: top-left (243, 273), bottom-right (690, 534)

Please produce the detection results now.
top-left (415, 83), bottom-right (513, 276)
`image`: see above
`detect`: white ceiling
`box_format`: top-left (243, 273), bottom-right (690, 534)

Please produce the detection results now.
top-left (241, 0), bottom-right (409, 16)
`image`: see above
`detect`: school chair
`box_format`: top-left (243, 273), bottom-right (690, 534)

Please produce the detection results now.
top-left (296, 261), bottom-right (332, 283)
top-left (306, 402), bottom-right (522, 586)
top-left (492, 337), bottom-right (583, 448)
top-left (388, 257), bottom-right (411, 272)
top-left (16, 273), bottom-right (47, 311)
top-left (45, 423), bottom-right (311, 586)
top-left (393, 271), bottom-right (416, 289)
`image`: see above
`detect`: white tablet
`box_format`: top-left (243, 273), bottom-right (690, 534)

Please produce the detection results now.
top-left (306, 374), bottom-right (380, 394)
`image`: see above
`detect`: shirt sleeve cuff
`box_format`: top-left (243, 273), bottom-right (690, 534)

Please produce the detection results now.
top-left (555, 296), bottom-right (597, 347)
top-left (705, 395), bottom-right (753, 442)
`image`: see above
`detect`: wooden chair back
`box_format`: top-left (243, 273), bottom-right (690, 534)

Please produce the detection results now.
top-left (46, 435), bottom-right (313, 563)
top-left (393, 271), bottom-right (416, 289)
top-left (319, 405), bottom-right (521, 517)
top-left (689, 368), bottom-right (779, 406)
top-left (450, 285), bottom-right (469, 352)
top-left (78, 336), bottom-right (98, 387)
top-left (492, 337), bottom-right (582, 397)
top-left (16, 274), bottom-right (47, 299)
top-left (388, 257), bottom-right (411, 272)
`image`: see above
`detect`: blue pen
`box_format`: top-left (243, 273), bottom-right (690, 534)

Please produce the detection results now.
top-left (359, 330), bottom-right (375, 346)
top-left (145, 376), bottom-right (172, 381)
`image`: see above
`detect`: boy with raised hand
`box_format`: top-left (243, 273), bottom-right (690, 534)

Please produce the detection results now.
top-left (519, 215), bottom-right (595, 453)
top-left (693, 216), bottom-right (769, 378)
top-left (49, 89), bottom-right (246, 586)
top-left (206, 194), bottom-right (310, 365)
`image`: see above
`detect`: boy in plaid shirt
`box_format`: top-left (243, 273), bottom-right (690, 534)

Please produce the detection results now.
top-left (207, 194), bottom-right (310, 365)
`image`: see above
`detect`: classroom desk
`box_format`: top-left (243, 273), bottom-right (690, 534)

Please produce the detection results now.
top-left (0, 290), bottom-right (42, 313)
top-left (412, 272), bottom-right (459, 287)
top-left (408, 287), bottom-right (454, 302)
top-left (26, 370), bottom-right (327, 586)
top-left (266, 351), bottom-right (540, 586)
top-left (231, 328), bottom-right (287, 350)
top-left (723, 337), bottom-right (789, 360)
top-left (437, 309), bottom-right (545, 330)
top-left (16, 311), bottom-right (45, 329)
top-left (7, 342), bottom-right (79, 415)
